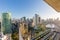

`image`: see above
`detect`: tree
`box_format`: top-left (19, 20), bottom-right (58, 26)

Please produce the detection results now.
top-left (11, 23), bottom-right (19, 40)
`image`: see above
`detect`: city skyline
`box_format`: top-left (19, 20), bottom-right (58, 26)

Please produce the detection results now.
top-left (0, 0), bottom-right (60, 19)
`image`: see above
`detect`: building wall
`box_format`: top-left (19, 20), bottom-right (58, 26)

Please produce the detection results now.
top-left (2, 13), bottom-right (12, 34)
top-left (33, 14), bottom-right (40, 28)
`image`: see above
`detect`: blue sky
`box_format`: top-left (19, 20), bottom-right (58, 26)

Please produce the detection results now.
top-left (0, 0), bottom-right (60, 19)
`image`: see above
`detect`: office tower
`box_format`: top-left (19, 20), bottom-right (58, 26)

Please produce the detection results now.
top-left (2, 13), bottom-right (12, 34)
top-left (33, 14), bottom-right (40, 28)
top-left (21, 17), bottom-right (26, 22)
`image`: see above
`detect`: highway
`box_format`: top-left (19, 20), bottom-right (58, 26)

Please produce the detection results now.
top-left (32, 29), bottom-right (60, 40)
top-left (53, 32), bottom-right (60, 40)
top-left (32, 29), bottom-right (51, 40)
top-left (41, 31), bottom-right (54, 40)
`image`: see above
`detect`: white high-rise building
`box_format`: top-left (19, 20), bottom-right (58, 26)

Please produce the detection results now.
top-left (33, 14), bottom-right (40, 29)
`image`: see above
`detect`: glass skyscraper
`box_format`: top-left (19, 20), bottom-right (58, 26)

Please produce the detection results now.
top-left (2, 13), bottom-right (12, 34)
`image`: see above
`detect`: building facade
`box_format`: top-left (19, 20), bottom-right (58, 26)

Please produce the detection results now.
top-left (33, 14), bottom-right (40, 28)
top-left (2, 13), bottom-right (12, 34)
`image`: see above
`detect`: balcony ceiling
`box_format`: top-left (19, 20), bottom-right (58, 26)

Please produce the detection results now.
top-left (44, 0), bottom-right (60, 12)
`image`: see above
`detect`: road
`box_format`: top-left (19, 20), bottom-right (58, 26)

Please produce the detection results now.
top-left (19, 28), bottom-right (23, 40)
top-left (41, 31), bottom-right (54, 40)
top-left (53, 32), bottom-right (60, 40)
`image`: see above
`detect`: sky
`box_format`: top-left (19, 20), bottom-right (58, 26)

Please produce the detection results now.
top-left (0, 0), bottom-right (60, 19)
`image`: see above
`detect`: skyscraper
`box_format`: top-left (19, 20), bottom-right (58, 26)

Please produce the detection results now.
top-left (33, 14), bottom-right (40, 28)
top-left (2, 13), bottom-right (12, 34)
